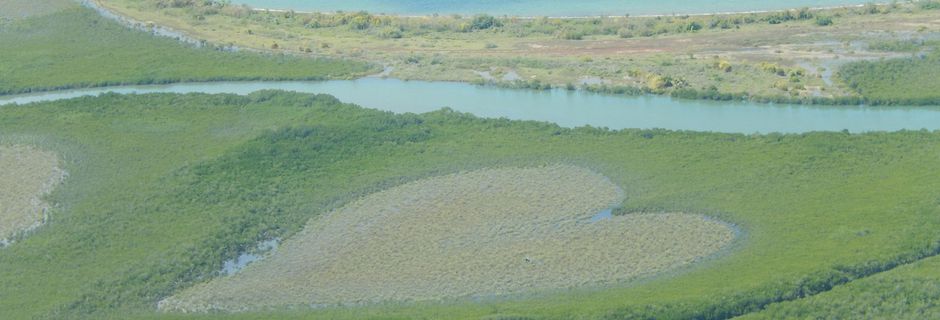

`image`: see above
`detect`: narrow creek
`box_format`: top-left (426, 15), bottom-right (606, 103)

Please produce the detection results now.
top-left (3, 78), bottom-right (940, 134)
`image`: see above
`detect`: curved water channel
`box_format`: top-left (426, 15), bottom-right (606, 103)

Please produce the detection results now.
top-left (2, 78), bottom-right (939, 134)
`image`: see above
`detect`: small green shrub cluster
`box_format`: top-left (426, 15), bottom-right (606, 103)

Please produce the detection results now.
top-left (671, 87), bottom-right (742, 101)
top-left (462, 14), bottom-right (502, 31)
top-left (583, 83), bottom-right (647, 95)
top-left (867, 39), bottom-right (930, 52)
top-left (474, 78), bottom-right (555, 90)
top-left (922, 0), bottom-right (940, 10)
top-left (814, 15), bottom-right (834, 26)
top-left (758, 62), bottom-right (804, 77)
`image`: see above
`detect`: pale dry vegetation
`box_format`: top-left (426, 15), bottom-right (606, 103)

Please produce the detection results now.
top-left (161, 165), bottom-right (735, 312)
top-left (0, 144), bottom-right (66, 245)
top-left (96, 0), bottom-right (940, 103)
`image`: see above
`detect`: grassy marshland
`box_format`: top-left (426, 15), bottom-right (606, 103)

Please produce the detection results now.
top-left (2, 1), bottom-right (940, 319)
top-left (1, 92), bottom-right (939, 319)
top-left (0, 4), bottom-right (374, 95)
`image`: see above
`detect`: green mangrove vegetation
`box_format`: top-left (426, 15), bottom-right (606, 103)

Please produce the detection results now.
top-left (743, 255), bottom-right (940, 319)
top-left (838, 52), bottom-right (940, 105)
top-left (1, 91), bottom-right (939, 319)
top-left (3, 0), bottom-right (940, 319)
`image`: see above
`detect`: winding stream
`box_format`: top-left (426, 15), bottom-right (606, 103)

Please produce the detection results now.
top-left (2, 78), bottom-right (939, 134)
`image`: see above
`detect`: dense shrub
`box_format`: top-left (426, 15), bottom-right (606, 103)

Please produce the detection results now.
top-left (556, 27), bottom-right (585, 40)
top-left (470, 14), bottom-right (500, 30)
top-left (838, 53), bottom-right (940, 105)
top-left (922, 0), bottom-right (940, 10)
top-left (814, 15), bottom-right (833, 26)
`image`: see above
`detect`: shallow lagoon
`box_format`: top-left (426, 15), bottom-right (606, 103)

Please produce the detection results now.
top-left (233, 0), bottom-right (871, 17)
top-left (3, 78), bottom-right (940, 134)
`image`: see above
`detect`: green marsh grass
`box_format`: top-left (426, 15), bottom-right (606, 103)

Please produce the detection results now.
top-left (0, 5), bottom-right (375, 95)
top-left (1, 92), bottom-right (939, 319)
top-left (0, 0), bottom-right (938, 318)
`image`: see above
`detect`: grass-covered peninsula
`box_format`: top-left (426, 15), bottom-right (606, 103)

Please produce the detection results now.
top-left (0, 2), bottom-right (374, 95)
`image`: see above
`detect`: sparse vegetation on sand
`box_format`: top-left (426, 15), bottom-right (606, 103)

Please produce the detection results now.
top-left (0, 144), bottom-right (65, 245)
top-left (94, 0), bottom-right (940, 104)
top-left (160, 165), bottom-right (734, 311)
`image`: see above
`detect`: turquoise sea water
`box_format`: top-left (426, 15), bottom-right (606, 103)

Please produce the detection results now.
top-left (233, 0), bottom-right (870, 16)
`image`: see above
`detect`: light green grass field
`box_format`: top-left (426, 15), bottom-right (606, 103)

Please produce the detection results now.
top-left (0, 4), bottom-right (374, 95)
